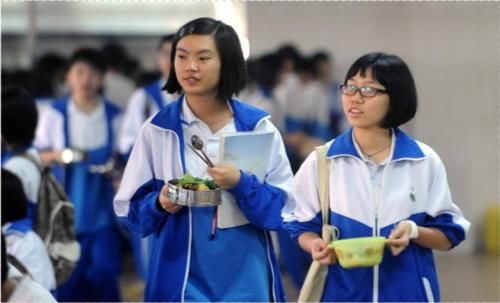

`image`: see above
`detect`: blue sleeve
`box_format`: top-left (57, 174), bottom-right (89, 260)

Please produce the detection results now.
top-left (421, 151), bottom-right (470, 249)
top-left (118, 179), bottom-right (169, 237)
top-left (422, 213), bottom-right (467, 249)
top-left (311, 121), bottom-right (332, 141)
top-left (285, 116), bottom-right (307, 133)
top-left (228, 171), bottom-right (285, 231)
top-left (283, 212), bottom-right (322, 243)
top-left (85, 149), bottom-right (109, 164)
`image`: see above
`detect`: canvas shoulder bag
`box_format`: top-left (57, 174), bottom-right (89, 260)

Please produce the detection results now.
top-left (298, 144), bottom-right (338, 302)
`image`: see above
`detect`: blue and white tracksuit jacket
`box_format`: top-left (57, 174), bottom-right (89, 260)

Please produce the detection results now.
top-left (37, 96), bottom-right (121, 234)
top-left (284, 128), bottom-right (470, 302)
top-left (114, 96), bottom-right (293, 302)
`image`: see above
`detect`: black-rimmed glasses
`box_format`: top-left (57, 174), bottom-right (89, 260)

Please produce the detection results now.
top-left (340, 84), bottom-right (388, 98)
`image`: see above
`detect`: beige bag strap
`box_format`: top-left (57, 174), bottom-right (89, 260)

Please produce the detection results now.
top-left (297, 145), bottom-right (333, 303)
top-left (316, 144), bottom-right (334, 242)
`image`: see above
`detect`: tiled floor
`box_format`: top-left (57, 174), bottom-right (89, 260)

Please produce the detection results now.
top-left (121, 253), bottom-right (499, 302)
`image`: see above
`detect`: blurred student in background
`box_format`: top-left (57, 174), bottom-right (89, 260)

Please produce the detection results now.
top-left (291, 55), bottom-right (331, 143)
top-left (240, 52), bottom-right (285, 131)
top-left (102, 41), bottom-right (136, 111)
top-left (2, 234), bottom-right (57, 303)
top-left (274, 44), bottom-right (301, 135)
top-left (311, 51), bottom-right (346, 137)
top-left (27, 52), bottom-right (68, 114)
top-left (34, 47), bottom-right (122, 302)
top-left (118, 34), bottom-right (177, 159)
top-left (1, 169), bottom-right (56, 293)
top-left (274, 46), bottom-right (331, 173)
top-left (2, 86), bottom-right (43, 224)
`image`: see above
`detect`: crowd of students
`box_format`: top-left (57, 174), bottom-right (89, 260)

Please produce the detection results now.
top-left (2, 17), bottom-right (469, 302)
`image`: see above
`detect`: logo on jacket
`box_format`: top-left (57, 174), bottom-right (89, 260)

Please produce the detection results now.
top-left (410, 186), bottom-right (416, 202)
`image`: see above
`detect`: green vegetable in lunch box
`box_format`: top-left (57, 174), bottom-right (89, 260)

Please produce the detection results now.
top-left (177, 174), bottom-right (218, 191)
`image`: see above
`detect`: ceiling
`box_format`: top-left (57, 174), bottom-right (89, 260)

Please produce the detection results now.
top-left (1, 1), bottom-right (247, 36)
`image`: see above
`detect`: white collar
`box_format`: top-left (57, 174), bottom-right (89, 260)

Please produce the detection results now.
top-left (68, 97), bottom-right (104, 117)
top-left (180, 95), bottom-right (234, 126)
top-left (352, 129), bottom-right (394, 165)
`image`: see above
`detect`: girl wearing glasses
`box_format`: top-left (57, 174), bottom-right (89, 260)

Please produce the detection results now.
top-left (284, 52), bottom-right (470, 301)
top-left (114, 18), bottom-right (293, 302)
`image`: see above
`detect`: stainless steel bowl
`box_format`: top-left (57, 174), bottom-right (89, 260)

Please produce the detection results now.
top-left (167, 179), bottom-right (221, 207)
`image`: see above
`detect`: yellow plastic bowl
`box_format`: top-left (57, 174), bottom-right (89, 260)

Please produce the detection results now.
top-left (330, 237), bottom-right (387, 268)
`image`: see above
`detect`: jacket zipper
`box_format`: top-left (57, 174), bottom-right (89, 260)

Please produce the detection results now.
top-left (373, 162), bottom-right (390, 303)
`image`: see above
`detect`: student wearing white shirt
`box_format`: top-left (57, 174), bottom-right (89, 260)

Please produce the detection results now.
top-left (34, 48), bottom-right (122, 302)
top-left (2, 87), bottom-right (43, 227)
top-left (239, 53), bottom-right (286, 132)
top-left (2, 235), bottom-right (57, 303)
top-left (102, 42), bottom-right (136, 111)
top-left (284, 52), bottom-right (470, 302)
top-left (311, 51), bottom-right (347, 137)
top-left (118, 34), bottom-right (177, 159)
top-left (1, 87), bottom-right (56, 293)
top-left (114, 18), bottom-right (294, 302)
top-left (1, 169), bottom-right (56, 293)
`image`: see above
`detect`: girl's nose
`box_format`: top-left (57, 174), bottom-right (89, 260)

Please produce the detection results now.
top-left (186, 60), bottom-right (198, 71)
top-left (350, 91), bottom-right (364, 104)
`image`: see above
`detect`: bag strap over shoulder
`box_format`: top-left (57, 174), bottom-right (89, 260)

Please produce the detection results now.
top-left (16, 153), bottom-right (43, 173)
top-left (316, 144), bottom-right (339, 243)
top-left (297, 145), bottom-right (333, 303)
top-left (316, 144), bottom-right (330, 228)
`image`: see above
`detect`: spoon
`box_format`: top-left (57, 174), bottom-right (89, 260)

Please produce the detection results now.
top-left (187, 145), bottom-right (212, 167)
top-left (191, 135), bottom-right (214, 167)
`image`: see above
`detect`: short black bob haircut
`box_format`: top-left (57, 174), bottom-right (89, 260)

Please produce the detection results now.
top-left (344, 52), bottom-right (417, 128)
top-left (163, 17), bottom-right (246, 102)
top-left (1, 86), bottom-right (38, 147)
top-left (69, 47), bottom-right (106, 74)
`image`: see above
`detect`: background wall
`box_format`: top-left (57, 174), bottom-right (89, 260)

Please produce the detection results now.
top-left (248, 2), bottom-right (499, 254)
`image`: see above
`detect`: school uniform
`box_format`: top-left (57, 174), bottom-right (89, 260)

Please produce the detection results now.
top-left (284, 128), bottom-right (471, 302)
top-left (239, 84), bottom-right (285, 131)
top-left (118, 79), bottom-right (176, 157)
top-left (284, 80), bottom-right (332, 141)
top-left (3, 219), bottom-right (56, 292)
top-left (7, 275), bottom-right (57, 303)
top-left (34, 95), bottom-right (122, 301)
top-left (3, 147), bottom-right (42, 225)
top-left (114, 95), bottom-right (294, 302)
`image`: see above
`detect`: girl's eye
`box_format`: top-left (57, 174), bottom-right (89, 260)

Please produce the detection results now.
top-left (199, 57), bottom-right (210, 61)
top-left (176, 55), bottom-right (186, 60)
top-left (347, 85), bottom-right (357, 92)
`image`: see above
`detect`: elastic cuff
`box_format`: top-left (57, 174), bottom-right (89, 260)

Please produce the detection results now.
top-left (148, 192), bottom-right (169, 217)
top-left (228, 170), bottom-right (254, 200)
top-left (400, 219), bottom-right (419, 239)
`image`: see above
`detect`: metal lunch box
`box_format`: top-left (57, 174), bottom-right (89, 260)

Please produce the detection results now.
top-left (167, 179), bottom-right (222, 207)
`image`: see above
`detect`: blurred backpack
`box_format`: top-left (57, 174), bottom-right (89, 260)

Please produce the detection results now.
top-left (19, 153), bottom-right (81, 286)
